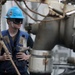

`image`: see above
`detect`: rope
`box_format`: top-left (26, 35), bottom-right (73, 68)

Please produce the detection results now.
top-left (14, 0), bottom-right (66, 22)
top-left (23, 1), bottom-right (46, 17)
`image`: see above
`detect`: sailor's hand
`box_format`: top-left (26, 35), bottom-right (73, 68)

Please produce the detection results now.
top-left (0, 52), bottom-right (12, 61)
top-left (16, 52), bottom-right (31, 61)
top-left (19, 47), bottom-right (30, 52)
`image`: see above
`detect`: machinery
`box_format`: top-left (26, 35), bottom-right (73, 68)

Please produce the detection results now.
top-left (0, 0), bottom-right (75, 75)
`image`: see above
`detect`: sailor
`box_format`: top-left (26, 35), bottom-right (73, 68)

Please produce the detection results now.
top-left (0, 6), bottom-right (33, 75)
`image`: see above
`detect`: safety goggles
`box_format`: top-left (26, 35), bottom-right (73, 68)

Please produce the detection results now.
top-left (9, 18), bottom-right (23, 24)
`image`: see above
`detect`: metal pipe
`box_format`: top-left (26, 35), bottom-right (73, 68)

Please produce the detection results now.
top-left (25, 23), bottom-right (39, 34)
top-left (32, 14), bottom-right (75, 50)
top-left (33, 16), bottom-right (59, 50)
top-left (29, 16), bottom-right (59, 75)
top-left (29, 14), bottom-right (75, 75)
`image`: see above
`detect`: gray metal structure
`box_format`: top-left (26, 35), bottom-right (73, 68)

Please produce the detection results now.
top-left (1, 0), bottom-right (75, 75)
top-left (29, 8), bottom-right (75, 75)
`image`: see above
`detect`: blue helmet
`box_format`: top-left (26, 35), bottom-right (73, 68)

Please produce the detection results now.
top-left (5, 6), bottom-right (24, 19)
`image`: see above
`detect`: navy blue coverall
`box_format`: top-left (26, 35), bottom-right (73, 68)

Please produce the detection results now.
top-left (0, 30), bottom-right (33, 75)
